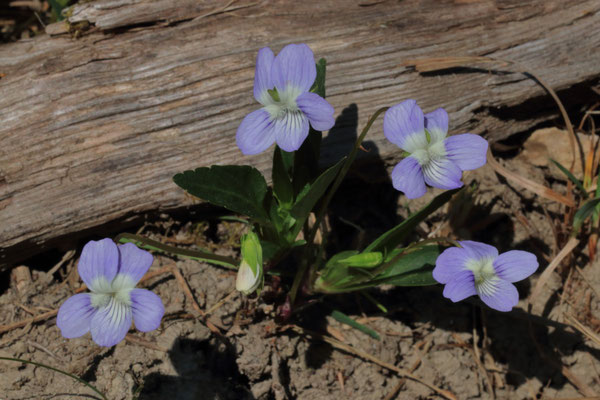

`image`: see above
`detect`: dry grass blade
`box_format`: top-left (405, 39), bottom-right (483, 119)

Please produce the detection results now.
top-left (564, 313), bottom-right (600, 348)
top-left (529, 237), bottom-right (579, 310)
top-left (487, 149), bottom-right (575, 207)
top-left (0, 309), bottom-right (58, 335)
top-left (288, 325), bottom-right (457, 400)
top-left (403, 56), bottom-right (579, 175)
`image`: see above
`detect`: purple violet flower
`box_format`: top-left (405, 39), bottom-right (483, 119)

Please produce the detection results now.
top-left (384, 100), bottom-right (488, 199)
top-left (433, 241), bottom-right (538, 312)
top-left (57, 239), bottom-right (164, 347)
top-left (236, 44), bottom-right (335, 155)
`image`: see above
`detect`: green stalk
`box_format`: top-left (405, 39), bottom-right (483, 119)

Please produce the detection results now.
top-left (0, 356), bottom-right (107, 400)
top-left (289, 107), bottom-right (389, 303)
top-left (114, 233), bottom-right (238, 269)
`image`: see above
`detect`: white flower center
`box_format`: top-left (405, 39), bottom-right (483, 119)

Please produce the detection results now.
top-left (262, 86), bottom-right (303, 120)
top-left (89, 274), bottom-right (135, 309)
top-left (410, 138), bottom-right (446, 167)
top-left (465, 257), bottom-right (500, 296)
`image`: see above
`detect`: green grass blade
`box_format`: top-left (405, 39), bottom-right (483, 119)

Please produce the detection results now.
top-left (331, 310), bottom-right (380, 340)
top-left (550, 158), bottom-right (587, 198)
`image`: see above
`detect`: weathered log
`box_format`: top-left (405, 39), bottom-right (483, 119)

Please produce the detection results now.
top-left (1, 0), bottom-right (599, 267)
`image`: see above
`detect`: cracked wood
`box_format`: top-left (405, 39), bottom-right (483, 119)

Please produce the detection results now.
top-left (0, 0), bottom-right (599, 267)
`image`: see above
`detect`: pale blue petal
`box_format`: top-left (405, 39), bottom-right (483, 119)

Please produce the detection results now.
top-left (254, 47), bottom-right (275, 104)
top-left (458, 241), bottom-right (499, 261)
top-left (271, 44), bottom-right (316, 93)
top-left (90, 298), bottom-right (132, 347)
top-left (296, 92), bottom-right (335, 132)
top-left (391, 157), bottom-right (426, 199)
top-left (274, 112), bottom-right (310, 152)
top-left (477, 279), bottom-right (519, 312)
top-left (434, 247), bottom-right (469, 284)
top-left (131, 289), bottom-right (164, 332)
top-left (57, 293), bottom-right (95, 339)
top-left (117, 243), bottom-right (153, 285)
top-left (236, 109), bottom-right (277, 155)
top-left (444, 134), bottom-right (488, 171)
top-left (442, 270), bottom-right (477, 302)
top-left (383, 100), bottom-right (427, 153)
top-left (493, 250), bottom-right (538, 283)
top-left (424, 108), bottom-right (448, 143)
top-left (422, 157), bottom-right (463, 189)
top-left (78, 239), bottom-right (118, 291)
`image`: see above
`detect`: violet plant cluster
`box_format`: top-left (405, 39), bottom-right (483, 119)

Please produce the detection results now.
top-left (58, 43), bottom-right (538, 347)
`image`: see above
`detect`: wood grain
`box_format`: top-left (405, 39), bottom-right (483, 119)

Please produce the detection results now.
top-left (1, 0), bottom-right (599, 267)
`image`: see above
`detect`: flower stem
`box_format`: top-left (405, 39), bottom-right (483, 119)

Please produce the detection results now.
top-left (307, 106), bottom-right (389, 247)
top-left (114, 233), bottom-right (238, 269)
top-left (289, 106), bottom-right (389, 304)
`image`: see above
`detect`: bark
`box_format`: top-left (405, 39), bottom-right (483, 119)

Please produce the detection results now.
top-left (1, 0), bottom-right (599, 267)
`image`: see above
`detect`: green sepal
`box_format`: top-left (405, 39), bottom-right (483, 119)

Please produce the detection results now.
top-left (337, 252), bottom-right (383, 268)
top-left (267, 88), bottom-right (280, 102)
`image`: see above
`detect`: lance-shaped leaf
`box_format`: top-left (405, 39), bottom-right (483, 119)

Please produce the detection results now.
top-left (289, 157), bottom-right (346, 238)
top-left (173, 165), bottom-right (269, 221)
top-left (364, 189), bottom-right (459, 255)
top-left (573, 196), bottom-right (600, 233)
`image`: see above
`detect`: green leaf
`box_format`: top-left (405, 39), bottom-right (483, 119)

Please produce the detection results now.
top-left (48, 0), bottom-right (71, 20)
top-left (331, 310), bottom-right (380, 340)
top-left (364, 189), bottom-right (459, 255)
top-left (310, 58), bottom-right (327, 98)
top-left (550, 158), bottom-right (587, 198)
top-left (289, 157), bottom-right (346, 237)
top-left (272, 146), bottom-right (294, 207)
top-left (173, 165), bottom-right (269, 221)
top-left (573, 196), bottom-right (600, 233)
top-left (373, 245), bottom-right (439, 286)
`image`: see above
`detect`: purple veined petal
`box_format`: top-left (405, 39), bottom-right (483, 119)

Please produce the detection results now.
top-left (90, 298), bottom-right (132, 347)
top-left (296, 92), bottom-right (335, 132)
top-left (57, 293), bottom-right (96, 339)
top-left (477, 278), bottom-right (519, 312)
top-left (271, 44), bottom-right (316, 93)
top-left (236, 108), bottom-right (277, 155)
top-left (117, 243), bottom-right (154, 285)
top-left (422, 157), bottom-right (463, 190)
top-left (130, 289), bottom-right (164, 332)
top-left (253, 47), bottom-right (275, 104)
top-left (442, 270), bottom-right (477, 303)
top-left (458, 240), bottom-right (499, 261)
top-left (383, 100), bottom-right (427, 153)
top-left (424, 108), bottom-right (448, 143)
top-left (444, 133), bottom-right (488, 171)
top-left (78, 239), bottom-right (119, 291)
top-left (391, 157), bottom-right (427, 199)
top-left (434, 247), bottom-right (470, 284)
top-left (493, 250), bottom-right (539, 283)
top-left (274, 111), bottom-right (310, 152)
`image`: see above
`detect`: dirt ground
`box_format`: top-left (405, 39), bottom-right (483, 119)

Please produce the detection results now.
top-left (1, 148), bottom-right (600, 400)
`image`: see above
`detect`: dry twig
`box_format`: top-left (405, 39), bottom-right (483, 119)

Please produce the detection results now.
top-left (287, 325), bottom-right (457, 400)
